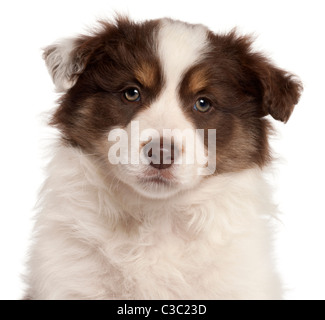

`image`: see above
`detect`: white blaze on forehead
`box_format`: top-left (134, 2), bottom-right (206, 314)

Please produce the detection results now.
top-left (136, 19), bottom-right (209, 132)
top-left (157, 19), bottom-right (209, 91)
top-left (131, 19), bottom-right (209, 134)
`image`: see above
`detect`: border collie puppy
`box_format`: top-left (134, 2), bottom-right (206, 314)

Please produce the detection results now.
top-left (25, 17), bottom-right (302, 299)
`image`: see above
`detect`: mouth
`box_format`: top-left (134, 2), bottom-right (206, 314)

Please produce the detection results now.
top-left (138, 169), bottom-right (177, 186)
top-left (140, 176), bottom-right (172, 185)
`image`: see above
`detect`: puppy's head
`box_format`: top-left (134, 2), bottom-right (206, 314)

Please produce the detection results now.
top-left (44, 17), bottom-right (302, 199)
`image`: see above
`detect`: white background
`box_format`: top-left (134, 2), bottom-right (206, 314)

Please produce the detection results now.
top-left (0, 0), bottom-right (324, 300)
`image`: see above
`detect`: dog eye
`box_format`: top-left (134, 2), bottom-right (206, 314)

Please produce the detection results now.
top-left (124, 88), bottom-right (141, 102)
top-left (194, 98), bottom-right (211, 112)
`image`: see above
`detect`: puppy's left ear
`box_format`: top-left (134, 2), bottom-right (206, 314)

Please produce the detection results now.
top-left (256, 60), bottom-right (303, 123)
top-left (224, 31), bottom-right (302, 122)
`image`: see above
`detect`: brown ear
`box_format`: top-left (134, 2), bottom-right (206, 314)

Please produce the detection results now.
top-left (218, 31), bottom-right (303, 123)
top-left (259, 63), bottom-right (302, 123)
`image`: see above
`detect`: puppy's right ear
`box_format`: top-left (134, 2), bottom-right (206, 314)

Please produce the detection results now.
top-left (43, 37), bottom-right (93, 92)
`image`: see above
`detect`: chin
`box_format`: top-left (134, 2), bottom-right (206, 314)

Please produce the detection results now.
top-left (24, 16), bottom-right (302, 300)
top-left (135, 180), bottom-right (181, 199)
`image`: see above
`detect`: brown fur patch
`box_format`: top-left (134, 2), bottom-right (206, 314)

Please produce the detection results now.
top-left (50, 17), bottom-right (163, 151)
top-left (178, 29), bottom-right (302, 173)
top-left (187, 67), bottom-right (210, 94)
top-left (135, 62), bottom-right (158, 88)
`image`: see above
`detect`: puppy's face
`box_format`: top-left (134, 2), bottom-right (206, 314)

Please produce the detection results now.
top-left (44, 17), bottom-right (302, 199)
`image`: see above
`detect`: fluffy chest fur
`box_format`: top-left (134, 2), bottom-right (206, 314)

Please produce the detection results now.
top-left (25, 16), bottom-right (301, 299)
top-left (27, 146), bottom-right (280, 299)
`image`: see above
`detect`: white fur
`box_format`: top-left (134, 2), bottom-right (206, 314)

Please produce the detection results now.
top-left (26, 145), bottom-right (281, 299)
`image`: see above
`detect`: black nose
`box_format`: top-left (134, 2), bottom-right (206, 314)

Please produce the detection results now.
top-left (143, 138), bottom-right (178, 170)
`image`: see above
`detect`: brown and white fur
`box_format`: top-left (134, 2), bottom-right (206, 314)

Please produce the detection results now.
top-left (24, 17), bottom-right (302, 299)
